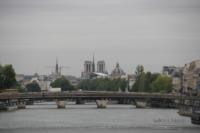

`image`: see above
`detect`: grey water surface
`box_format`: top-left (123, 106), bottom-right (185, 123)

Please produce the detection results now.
top-left (0, 102), bottom-right (199, 133)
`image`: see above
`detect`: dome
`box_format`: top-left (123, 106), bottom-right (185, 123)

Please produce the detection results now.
top-left (111, 62), bottom-right (125, 79)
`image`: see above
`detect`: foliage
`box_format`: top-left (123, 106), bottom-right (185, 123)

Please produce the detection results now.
top-left (131, 65), bottom-right (167, 93)
top-left (26, 82), bottom-right (41, 92)
top-left (77, 78), bottom-right (128, 92)
top-left (132, 65), bottom-right (145, 92)
top-left (135, 65), bottom-right (144, 77)
top-left (0, 64), bottom-right (17, 89)
top-left (50, 76), bottom-right (74, 91)
top-left (150, 75), bottom-right (173, 93)
top-left (144, 72), bottom-right (160, 92)
top-left (143, 72), bottom-right (151, 92)
top-left (118, 79), bottom-right (128, 92)
top-left (17, 87), bottom-right (26, 93)
top-left (15, 82), bottom-right (26, 92)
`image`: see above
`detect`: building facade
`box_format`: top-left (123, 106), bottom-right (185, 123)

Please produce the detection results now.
top-left (97, 60), bottom-right (106, 73)
top-left (163, 60), bottom-right (200, 95)
top-left (81, 60), bottom-right (95, 79)
top-left (182, 60), bottom-right (200, 94)
top-left (81, 57), bottom-right (108, 79)
top-left (84, 61), bottom-right (93, 73)
top-left (162, 66), bottom-right (183, 93)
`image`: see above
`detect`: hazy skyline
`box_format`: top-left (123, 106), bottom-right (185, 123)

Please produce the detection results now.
top-left (0, 0), bottom-right (200, 77)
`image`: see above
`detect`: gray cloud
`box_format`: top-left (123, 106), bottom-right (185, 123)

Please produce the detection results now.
top-left (0, 0), bottom-right (200, 76)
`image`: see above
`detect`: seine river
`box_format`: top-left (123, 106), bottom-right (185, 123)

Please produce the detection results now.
top-left (0, 102), bottom-right (200, 133)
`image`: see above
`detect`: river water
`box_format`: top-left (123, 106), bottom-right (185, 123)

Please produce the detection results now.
top-left (0, 102), bottom-right (199, 133)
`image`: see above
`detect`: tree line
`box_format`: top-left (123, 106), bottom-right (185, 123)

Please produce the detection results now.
top-left (25, 76), bottom-right (74, 92)
top-left (131, 65), bottom-right (173, 93)
top-left (77, 65), bottom-right (173, 93)
top-left (77, 78), bottom-right (128, 92)
top-left (0, 64), bottom-right (173, 93)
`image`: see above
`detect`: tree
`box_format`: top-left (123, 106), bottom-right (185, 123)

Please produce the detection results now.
top-left (132, 65), bottom-right (145, 92)
top-left (144, 72), bottom-right (152, 92)
top-left (144, 72), bottom-right (160, 92)
top-left (150, 75), bottom-right (173, 93)
top-left (15, 82), bottom-right (26, 92)
top-left (77, 78), bottom-right (128, 92)
top-left (131, 65), bottom-right (162, 93)
top-left (0, 64), bottom-right (16, 89)
top-left (50, 76), bottom-right (74, 91)
top-left (0, 65), bottom-right (3, 89)
top-left (26, 82), bottom-right (41, 92)
top-left (118, 79), bottom-right (128, 92)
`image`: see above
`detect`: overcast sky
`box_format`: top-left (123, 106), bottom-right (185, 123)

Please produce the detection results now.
top-left (0, 0), bottom-right (200, 77)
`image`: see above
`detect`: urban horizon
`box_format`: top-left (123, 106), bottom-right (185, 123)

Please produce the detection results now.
top-left (0, 0), bottom-right (200, 131)
top-left (1, 57), bottom-right (199, 77)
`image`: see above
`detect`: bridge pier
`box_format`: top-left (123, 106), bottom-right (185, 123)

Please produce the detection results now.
top-left (118, 99), bottom-right (130, 104)
top-left (135, 99), bottom-right (148, 108)
top-left (6, 99), bottom-right (17, 111)
top-left (26, 100), bottom-right (34, 105)
top-left (96, 100), bottom-right (108, 108)
top-left (178, 99), bottom-right (193, 117)
top-left (17, 100), bottom-right (26, 109)
top-left (56, 100), bottom-right (66, 109)
top-left (76, 98), bottom-right (85, 104)
top-left (178, 105), bottom-right (192, 117)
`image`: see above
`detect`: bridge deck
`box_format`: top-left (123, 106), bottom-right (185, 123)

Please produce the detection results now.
top-left (0, 92), bottom-right (199, 101)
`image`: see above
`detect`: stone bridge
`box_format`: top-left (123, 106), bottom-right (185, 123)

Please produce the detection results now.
top-left (0, 91), bottom-right (199, 108)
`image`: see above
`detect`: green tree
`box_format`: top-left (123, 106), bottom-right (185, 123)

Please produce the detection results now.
top-left (135, 65), bottom-right (144, 77)
top-left (118, 79), bottom-right (128, 92)
top-left (26, 82), bottom-right (41, 92)
top-left (0, 65), bottom-right (3, 89)
top-left (150, 75), bottom-right (173, 93)
top-left (138, 72), bottom-right (146, 92)
top-left (0, 64), bottom-right (16, 89)
top-left (144, 72), bottom-right (151, 92)
top-left (132, 65), bottom-right (145, 92)
top-left (144, 72), bottom-right (160, 92)
top-left (51, 76), bottom-right (74, 91)
top-left (131, 65), bottom-right (161, 93)
top-left (77, 78), bottom-right (128, 92)
top-left (15, 82), bottom-right (26, 92)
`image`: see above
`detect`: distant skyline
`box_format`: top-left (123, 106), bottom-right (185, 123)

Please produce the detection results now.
top-left (0, 0), bottom-right (200, 77)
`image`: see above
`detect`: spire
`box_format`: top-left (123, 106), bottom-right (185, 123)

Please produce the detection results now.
top-left (92, 53), bottom-right (95, 72)
top-left (56, 57), bottom-right (59, 75)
